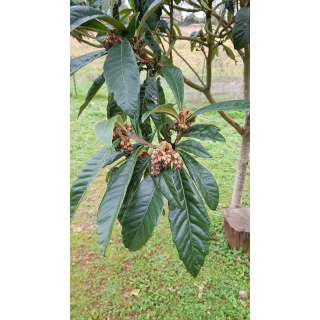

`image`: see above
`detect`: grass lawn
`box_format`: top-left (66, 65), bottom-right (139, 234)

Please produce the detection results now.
top-left (70, 29), bottom-right (250, 320)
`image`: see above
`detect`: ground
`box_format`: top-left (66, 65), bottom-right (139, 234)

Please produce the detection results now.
top-left (70, 25), bottom-right (250, 320)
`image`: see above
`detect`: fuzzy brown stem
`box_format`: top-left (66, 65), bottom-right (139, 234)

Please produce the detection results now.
top-left (126, 131), bottom-right (157, 149)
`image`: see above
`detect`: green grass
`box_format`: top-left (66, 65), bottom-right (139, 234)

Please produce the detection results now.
top-left (70, 33), bottom-right (249, 319)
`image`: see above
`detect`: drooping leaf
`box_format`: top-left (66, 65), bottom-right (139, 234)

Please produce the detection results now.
top-left (95, 115), bottom-right (125, 147)
top-left (233, 7), bottom-right (250, 50)
top-left (78, 74), bottom-right (105, 117)
top-left (118, 157), bottom-right (150, 223)
top-left (223, 45), bottom-right (237, 64)
top-left (136, 0), bottom-right (163, 34)
top-left (121, 175), bottom-right (164, 251)
top-left (70, 143), bottom-right (118, 222)
top-left (97, 147), bottom-right (142, 255)
top-left (103, 40), bottom-right (140, 118)
top-left (225, 0), bottom-right (234, 14)
top-left (79, 19), bottom-right (110, 33)
top-left (107, 93), bottom-right (124, 119)
top-left (123, 12), bottom-right (139, 40)
top-left (176, 140), bottom-right (212, 158)
top-left (179, 151), bottom-right (219, 210)
top-left (144, 30), bottom-right (161, 62)
top-left (187, 100), bottom-right (250, 121)
top-left (183, 124), bottom-right (225, 142)
top-left (141, 104), bottom-right (179, 123)
top-left (70, 49), bottom-right (106, 76)
top-left (162, 66), bottom-right (184, 111)
top-left (152, 168), bottom-right (182, 209)
top-left (70, 6), bottom-right (126, 32)
top-left (169, 169), bottom-right (210, 277)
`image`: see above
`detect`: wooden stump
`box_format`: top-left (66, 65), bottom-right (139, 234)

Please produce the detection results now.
top-left (224, 207), bottom-right (250, 253)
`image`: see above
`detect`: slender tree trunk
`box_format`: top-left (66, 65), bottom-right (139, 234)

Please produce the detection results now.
top-left (231, 45), bottom-right (250, 208)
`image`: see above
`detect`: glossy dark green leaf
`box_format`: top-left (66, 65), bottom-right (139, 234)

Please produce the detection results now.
top-left (70, 49), bottom-right (106, 76)
top-left (179, 151), bottom-right (219, 210)
top-left (233, 7), bottom-right (250, 50)
top-left (107, 93), bottom-right (123, 119)
top-left (118, 157), bottom-right (149, 224)
top-left (136, 0), bottom-right (163, 34)
top-left (122, 12), bottom-right (139, 39)
top-left (187, 100), bottom-right (250, 121)
top-left (162, 66), bottom-right (184, 111)
top-left (183, 124), bottom-right (225, 142)
top-left (225, 0), bottom-right (234, 14)
top-left (223, 45), bottom-right (237, 64)
top-left (144, 30), bottom-right (161, 62)
top-left (70, 6), bottom-right (126, 32)
top-left (122, 175), bottom-right (164, 251)
top-left (78, 74), bottom-right (105, 117)
top-left (112, 0), bottom-right (121, 20)
top-left (158, 19), bottom-right (169, 33)
top-left (103, 40), bottom-right (140, 118)
top-left (169, 169), bottom-right (210, 277)
top-left (70, 145), bottom-right (117, 222)
top-left (80, 19), bottom-right (110, 33)
top-left (152, 168), bottom-right (182, 209)
top-left (70, 0), bottom-right (78, 5)
top-left (177, 140), bottom-right (212, 158)
top-left (97, 147), bottom-right (142, 255)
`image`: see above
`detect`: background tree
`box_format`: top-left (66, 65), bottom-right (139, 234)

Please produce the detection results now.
top-left (70, 0), bottom-right (250, 277)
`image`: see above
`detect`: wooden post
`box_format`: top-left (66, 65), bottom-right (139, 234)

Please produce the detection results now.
top-left (224, 207), bottom-right (250, 252)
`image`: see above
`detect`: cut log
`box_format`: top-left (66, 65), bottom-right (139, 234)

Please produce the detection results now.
top-left (224, 207), bottom-right (250, 252)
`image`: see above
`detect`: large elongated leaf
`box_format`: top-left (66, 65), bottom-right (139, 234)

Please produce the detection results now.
top-left (103, 40), bottom-right (140, 118)
top-left (123, 12), bottom-right (139, 39)
top-left (233, 7), bottom-right (250, 50)
top-left (118, 157), bottom-right (149, 224)
top-left (183, 124), bottom-right (225, 142)
top-left (78, 74), bottom-right (105, 117)
top-left (144, 30), bottom-right (161, 62)
top-left (79, 19), bottom-right (110, 33)
top-left (141, 104), bottom-right (179, 123)
top-left (179, 151), bottom-right (219, 210)
top-left (152, 168), bottom-right (182, 209)
top-left (70, 6), bottom-right (125, 31)
top-left (136, 0), bottom-right (163, 34)
top-left (121, 175), bottom-right (164, 251)
top-left (97, 147), bottom-right (142, 255)
top-left (177, 140), bottom-right (212, 158)
top-left (225, 0), bottom-right (234, 14)
top-left (95, 115), bottom-right (125, 147)
top-left (162, 66), bottom-right (184, 111)
top-left (169, 169), bottom-right (210, 277)
top-left (187, 100), bottom-right (250, 121)
top-left (70, 145), bottom-right (116, 222)
top-left (70, 49), bottom-right (106, 76)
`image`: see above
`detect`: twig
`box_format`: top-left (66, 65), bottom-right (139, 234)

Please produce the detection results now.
top-left (71, 33), bottom-right (103, 48)
top-left (152, 31), bottom-right (208, 47)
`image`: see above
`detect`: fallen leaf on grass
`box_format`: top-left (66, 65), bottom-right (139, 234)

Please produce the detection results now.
top-left (168, 287), bottom-right (173, 292)
top-left (239, 290), bottom-right (248, 299)
top-left (194, 283), bottom-right (204, 298)
top-left (131, 289), bottom-right (140, 297)
top-left (202, 280), bottom-right (208, 286)
top-left (241, 301), bottom-right (248, 308)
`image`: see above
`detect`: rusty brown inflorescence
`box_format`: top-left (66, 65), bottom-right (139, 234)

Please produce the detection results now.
top-left (113, 124), bottom-right (133, 157)
top-left (150, 141), bottom-right (183, 177)
top-left (138, 150), bottom-right (149, 159)
top-left (102, 29), bottom-right (122, 52)
top-left (129, 36), bottom-right (151, 66)
top-left (173, 109), bottom-right (196, 133)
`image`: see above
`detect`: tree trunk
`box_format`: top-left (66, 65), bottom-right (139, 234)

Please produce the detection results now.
top-left (231, 45), bottom-right (250, 208)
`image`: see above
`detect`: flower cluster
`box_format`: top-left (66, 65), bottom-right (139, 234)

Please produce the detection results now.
top-left (102, 29), bottom-right (122, 52)
top-left (173, 109), bottom-right (196, 133)
top-left (113, 124), bottom-right (133, 157)
top-left (150, 141), bottom-right (183, 177)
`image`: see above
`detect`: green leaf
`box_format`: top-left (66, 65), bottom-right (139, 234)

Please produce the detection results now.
top-left (141, 104), bottom-right (179, 123)
top-left (199, 0), bottom-right (211, 11)
top-left (70, 144), bottom-right (118, 222)
top-left (95, 115), bottom-right (125, 147)
top-left (97, 147), bottom-right (142, 255)
top-left (176, 140), bottom-right (212, 158)
top-left (187, 100), bottom-right (250, 121)
top-left (136, 0), bottom-right (163, 34)
top-left (107, 93), bottom-right (124, 119)
top-left (179, 151), bottom-right (219, 210)
top-left (70, 6), bottom-right (126, 32)
top-left (183, 124), bottom-right (225, 142)
top-left (223, 44), bottom-right (237, 64)
top-left (91, 0), bottom-right (104, 8)
top-left (144, 30), bottom-right (161, 62)
top-left (118, 157), bottom-right (150, 224)
top-left (121, 175), bottom-right (165, 251)
top-left (233, 7), bottom-right (250, 50)
top-left (70, 49), bottom-right (106, 76)
top-left (78, 74), bottom-right (105, 117)
top-left (106, 164), bottom-right (120, 183)
top-left (173, 23), bottom-right (182, 36)
top-left (79, 19), bottom-right (110, 33)
top-left (120, 8), bottom-right (133, 15)
top-left (162, 66), bottom-right (184, 111)
top-left (225, 0), bottom-right (234, 14)
top-left (123, 12), bottom-right (139, 39)
top-left (169, 169), bottom-right (210, 277)
top-left (103, 40), bottom-right (140, 118)
top-left (128, 0), bottom-right (135, 11)
top-left (152, 168), bottom-right (182, 209)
